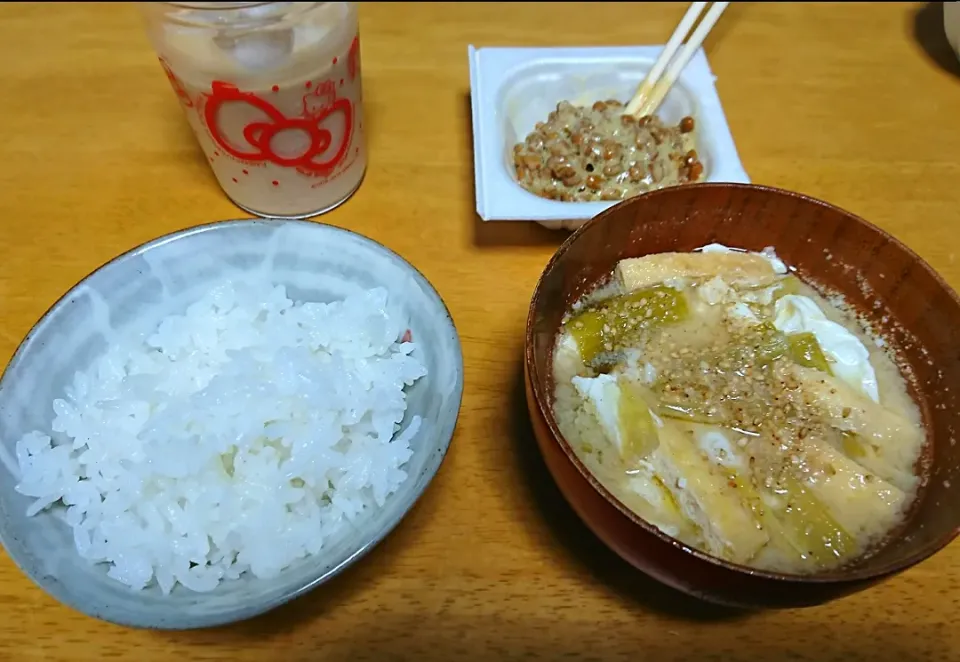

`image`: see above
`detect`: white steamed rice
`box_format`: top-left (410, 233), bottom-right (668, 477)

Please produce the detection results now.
top-left (12, 280), bottom-right (427, 594)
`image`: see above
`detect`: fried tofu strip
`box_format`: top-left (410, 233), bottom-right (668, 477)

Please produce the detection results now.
top-left (616, 252), bottom-right (779, 292)
top-left (798, 436), bottom-right (908, 540)
top-left (789, 365), bottom-right (923, 491)
top-left (650, 426), bottom-right (768, 564)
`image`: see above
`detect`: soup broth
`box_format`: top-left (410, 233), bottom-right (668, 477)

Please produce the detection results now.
top-left (552, 244), bottom-right (926, 573)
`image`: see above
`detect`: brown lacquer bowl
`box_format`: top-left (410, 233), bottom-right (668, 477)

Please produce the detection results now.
top-left (524, 183), bottom-right (960, 609)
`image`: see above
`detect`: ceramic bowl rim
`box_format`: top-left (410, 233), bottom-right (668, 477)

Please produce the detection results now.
top-left (525, 182), bottom-right (960, 585)
top-left (0, 218), bottom-right (465, 629)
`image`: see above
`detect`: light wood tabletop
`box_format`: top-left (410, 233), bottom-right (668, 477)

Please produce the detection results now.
top-left (1, 1), bottom-right (959, 660)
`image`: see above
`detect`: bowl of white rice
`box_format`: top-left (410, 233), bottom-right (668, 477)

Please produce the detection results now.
top-left (0, 219), bottom-right (463, 629)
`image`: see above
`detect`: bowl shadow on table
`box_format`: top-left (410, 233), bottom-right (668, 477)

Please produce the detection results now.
top-left (461, 93), bottom-right (570, 250)
top-left (504, 359), bottom-right (746, 623)
top-left (911, 2), bottom-right (960, 78)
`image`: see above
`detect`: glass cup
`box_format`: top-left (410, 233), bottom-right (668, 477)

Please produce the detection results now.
top-left (140, 2), bottom-right (367, 219)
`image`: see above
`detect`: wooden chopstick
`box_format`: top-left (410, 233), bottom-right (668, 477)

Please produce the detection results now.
top-left (625, 1), bottom-right (730, 118)
top-left (624, 2), bottom-right (707, 117)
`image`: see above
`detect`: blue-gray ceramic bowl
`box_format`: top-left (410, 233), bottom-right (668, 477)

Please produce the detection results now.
top-left (0, 219), bottom-right (463, 629)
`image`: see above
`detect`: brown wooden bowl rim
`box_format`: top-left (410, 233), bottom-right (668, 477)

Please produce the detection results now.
top-left (525, 181), bottom-right (960, 584)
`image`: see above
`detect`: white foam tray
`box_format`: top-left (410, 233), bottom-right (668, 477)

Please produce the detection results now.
top-left (468, 45), bottom-right (750, 230)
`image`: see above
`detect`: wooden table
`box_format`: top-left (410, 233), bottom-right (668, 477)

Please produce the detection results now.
top-left (1, 2), bottom-right (959, 660)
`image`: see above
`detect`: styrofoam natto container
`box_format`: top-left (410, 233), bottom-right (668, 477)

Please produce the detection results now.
top-left (468, 46), bottom-right (750, 231)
